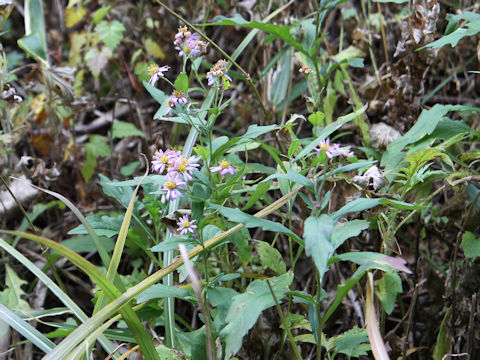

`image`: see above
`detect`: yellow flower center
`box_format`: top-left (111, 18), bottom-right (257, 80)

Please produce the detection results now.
top-left (182, 157), bottom-right (188, 165)
top-left (148, 64), bottom-right (159, 76)
top-left (184, 45), bottom-right (191, 55)
top-left (176, 164), bottom-right (187, 173)
top-left (165, 181), bottom-right (176, 190)
top-left (160, 156), bottom-right (168, 163)
top-left (318, 142), bottom-right (329, 151)
top-left (219, 159), bottom-right (230, 169)
top-left (182, 221), bottom-right (190, 228)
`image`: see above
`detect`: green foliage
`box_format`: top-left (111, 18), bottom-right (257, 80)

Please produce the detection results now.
top-left (95, 20), bottom-right (126, 50)
top-left (461, 232), bottom-right (480, 258)
top-left (0, 264), bottom-right (31, 312)
top-left (256, 240), bottom-right (286, 274)
top-left (220, 273), bottom-right (293, 356)
top-left (112, 121), bottom-right (145, 139)
top-left (375, 271), bottom-right (403, 314)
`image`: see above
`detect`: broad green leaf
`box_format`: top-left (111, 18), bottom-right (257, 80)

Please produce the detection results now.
top-left (68, 215), bottom-right (123, 237)
top-left (220, 273), bottom-right (293, 357)
top-left (150, 236), bottom-right (190, 252)
top-left (155, 344), bottom-right (183, 359)
top-left (208, 287), bottom-right (238, 326)
top-left (331, 219), bottom-right (369, 250)
top-left (209, 203), bottom-right (302, 244)
top-left (92, 6), bottom-right (111, 24)
top-left (143, 80), bottom-right (168, 105)
top-left (174, 72), bottom-right (188, 93)
top-left (303, 215), bottom-right (335, 279)
top-left (242, 181), bottom-right (271, 211)
top-left (0, 264), bottom-right (31, 311)
top-left (261, 166), bottom-right (314, 189)
top-left (422, 21), bottom-right (480, 49)
top-left (96, 20), bottom-right (125, 50)
top-left (332, 251), bottom-right (412, 274)
top-left (332, 45), bottom-right (365, 63)
top-left (209, 14), bottom-right (305, 53)
top-left (331, 326), bottom-right (371, 356)
top-left (332, 198), bottom-right (423, 222)
top-left (375, 271), bottom-right (402, 314)
top-left (112, 121), bottom-right (145, 139)
top-left (256, 240), bottom-right (286, 274)
top-left (136, 284), bottom-right (190, 303)
top-left (61, 235), bottom-right (115, 253)
top-left (17, 32), bottom-right (47, 64)
top-left (145, 38), bottom-right (165, 59)
top-left (242, 124), bottom-right (280, 139)
top-left (308, 112), bottom-right (325, 127)
top-left (85, 135), bottom-right (111, 157)
top-left (270, 47), bottom-right (292, 106)
top-left (461, 231), bottom-right (480, 258)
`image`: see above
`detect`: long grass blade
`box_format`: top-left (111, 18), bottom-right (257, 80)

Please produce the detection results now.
top-left (366, 272), bottom-right (390, 360)
top-left (0, 237), bottom-right (120, 358)
top-left (0, 302), bottom-right (55, 353)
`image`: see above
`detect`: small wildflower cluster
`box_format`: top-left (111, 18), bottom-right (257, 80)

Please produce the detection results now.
top-left (210, 158), bottom-right (235, 176)
top-left (148, 64), bottom-right (170, 86)
top-left (152, 149), bottom-right (200, 201)
top-left (166, 90), bottom-right (188, 115)
top-left (316, 139), bottom-right (354, 159)
top-left (206, 59), bottom-right (232, 86)
top-left (174, 26), bottom-right (207, 58)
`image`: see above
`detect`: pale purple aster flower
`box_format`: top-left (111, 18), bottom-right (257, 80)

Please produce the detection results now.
top-left (210, 159), bottom-right (235, 176)
top-left (166, 90), bottom-right (188, 115)
top-left (162, 173), bottom-right (186, 202)
top-left (327, 144), bottom-right (354, 158)
top-left (152, 148), bottom-right (181, 174)
top-left (177, 215), bottom-right (197, 236)
top-left (206, 59), bottom-right (232, 86)
top-left (174, 27), bottom-right (206, 58)
top-left (147, 64), bottom-right (170, 86)
top-left (168, 155), bottom-right (201, 181)
top-left (315, 139), bottom-right (332, 156)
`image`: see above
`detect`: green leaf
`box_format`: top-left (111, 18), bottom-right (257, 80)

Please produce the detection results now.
top-left (0, 264), bottom-right (31, 311)
top-left (17, 31), bottom-right (47, 64)
top-left (209, 203), bottom-right (302, 244)
top-left (96, 20), bottom-right (125, 50)
top-left (375, 271), bottom-right (402, 315)
top-left (209, 14), bottom-right (305, 53)
top-left (112, 121), bottom-right (145, 139)
top-left (155, 344), bottom-right (183, 359)
top-left (68, 215), bottom-right (124, 238)
top-left (422, 21), bottom-right (480, 49)
top-left (150, 236), bottom-right (191, 252)
top-left (220, 273), bottom-right (293, 357)
top-left (461, 231), bottom-right (480, 258)
top-left (256, 240), bottom-right (286, 274)
top-left (332, 198), bottom-right (423, 222)
top-left (143, 80), bottom-right (169, 105)
top-left (242, 124), bottom-right (280, 139)
top-left (92, 5), bottom-right (111, 24)
top-left (81, 151), bottom-right (96, 183)
top-left (331, 220), bottom-right (369, 250)
top-left (120, 161), bottom-right (140, 177)
top-left (207, 287), bottom-right (238, 326)
top-left (85, 135), bottom-right (111, 157)
top-left (137, 284), bottom-right (190, 303)
top-left (308, 111), bottom-right (325, 127)
top-left (262, 166), bottom-right (314, 189)
top-left (270, 48), bottom-right (292, 106)
top-left (242, 181), bottom-right (271, 211)
top-left (303, 215), bottom-right (335, 280)
top-left (331, 326), bottom-right (370, 356)
top-left (61, 235), bottom-right (115, 253)
top-left (174, 72), bottom-right (189, 93)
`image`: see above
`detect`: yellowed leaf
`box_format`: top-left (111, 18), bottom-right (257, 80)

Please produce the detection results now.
top-left (65, 6), bottom-right (86, 28)
top-left (145, 38), bottom-right (165, 59)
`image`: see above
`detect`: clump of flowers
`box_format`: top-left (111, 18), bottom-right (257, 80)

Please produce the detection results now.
top-left (162, 173), bottom-right (186, 202)
top-left (316, 139), bottom-right (354, 159)
top-left (168, 155), bottom-right (201, 181)
top-left (177, 215), bottom-right (197, 236)
top-left (147, 64), bottom-right (170, 86)
top-left (152, 148), bottom-right (200, 181)
top-left (206, 59), bottom-right (232, 86)
top-left (166, 90), bottom-right (188, 115)
top-left (174, 26), bottom-right (207, 58)
top-left (210, 159), bottom-right (235, 176)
